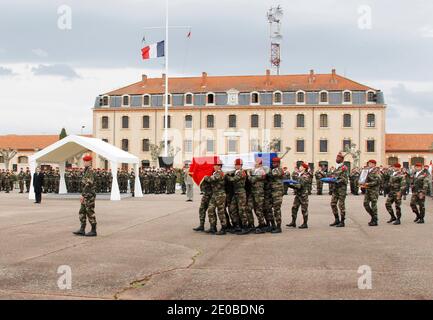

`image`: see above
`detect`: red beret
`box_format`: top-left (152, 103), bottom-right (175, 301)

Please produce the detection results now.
top-left (256, 158), bottom-right (263, 164)
top-left (234, 158), bottom-right (243, 165)
top-left (393, 163), bottom-right (401, 168)
top-left (83, 155), bottom-right (92, 162)
top-left (368, 159), bottom-right (377, 165)
top-left (215, 159), bottom-right (223, 166)
top-left (301, 163), bottom-right (309, 169)
top-left (272, 157), bottom-right (281, 163)
top-left (336, 153), bottom-right (344, 160)
top-left (415, 163), bottom-right (423, 167)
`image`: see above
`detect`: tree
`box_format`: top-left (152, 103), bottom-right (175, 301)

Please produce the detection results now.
top-left (150, 141), bottom-right (181, 161)
top-left (59, 128), bottom-right (68, 140)
top-left (344, 143), bottom-right (361, 168)
top-left (0, 148), bottom-right (18, 170)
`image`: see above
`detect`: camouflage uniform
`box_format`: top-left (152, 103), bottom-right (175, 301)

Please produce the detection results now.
top-left (249, 166), bottom-right (267, 229)
top-left (287, 171), bottom-right (310, 228)
top-left (385, 170), bottom-right (406, 223)
top-left (314, 169), bottom-right (326, 195)
top-left (78, 167), bottom-right (97, 226)
top-left (194, 179), bottom-right (212, 230)
top-left (24, 169), bottom-right (31, 192)
top-left (18, 170), bottom-right (25, 193)
top-left (330, 164), bottom-right (348, 226)
top-left (227, 168), bottom-right (249, 230)
top-left (410, 169), bottom-right (430, 223)
top-left (206, 169), bottom-right (227, 232)
top-left (363, 167), bottom-right (381, 225)
top-left (269, 166), bottom-right (284, 230)
top-left (350, 169), bottom-right (360, 195)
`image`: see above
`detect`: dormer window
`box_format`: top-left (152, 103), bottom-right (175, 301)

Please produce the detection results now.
top-left (185, 93), bottom-right (193, 105)
top-left (102, 96), bottom-right (109, 106)
top-left (122, 95), bottom-right (130, 106)
top-left (343, 91), bottom-right (352, 104)
top-left (296, 91), bottom-right (306, 104)
top-left (273, 91), bottom-right (282, 104)
top-left (206, 92), bottom-right (215, 105)
top-left (142, 94), bottom-right (150, 106)
top-left (251, 92), bottom-right (260, 105)
top-left (319, 91), bottom-right (328, 104)
top-left (367, 90), bottom-right (376, 103)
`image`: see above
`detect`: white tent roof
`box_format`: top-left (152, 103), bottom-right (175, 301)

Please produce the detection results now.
top-left (29, 135), bottom-right (139, 164)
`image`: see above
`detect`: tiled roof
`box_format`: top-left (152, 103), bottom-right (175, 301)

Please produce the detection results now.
top-left (0, 135), bottom-right (92, 151)
top-left (386, 134), bottom-right (433, 152)
top-left (104, 70), bottom-right (377, 95)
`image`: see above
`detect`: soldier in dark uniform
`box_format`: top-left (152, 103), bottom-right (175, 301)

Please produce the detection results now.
top-left (73, 155), bottom-right (97, 237)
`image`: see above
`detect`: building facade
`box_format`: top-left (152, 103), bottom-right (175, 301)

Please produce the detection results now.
top-left (92, 69), bottom-right (386, 169)
top-left (385, 134), bottom-right (433, 168)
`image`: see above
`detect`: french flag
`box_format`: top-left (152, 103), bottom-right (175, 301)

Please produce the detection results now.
top-left (141, 40), bottom-right (165, 60)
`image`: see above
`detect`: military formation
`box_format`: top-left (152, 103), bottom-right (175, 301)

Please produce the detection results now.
top-left (138, 167), bottom-right (178, 195)
top-left (0, 168), bottom-right (31, 193)
top-left (193, 153), bottom-right (432, 235)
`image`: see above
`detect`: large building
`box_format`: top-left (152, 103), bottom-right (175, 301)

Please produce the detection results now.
top-left (385, 134), bottom-right (433, 167)
top-left (92, 69), bottom-right (387, 169)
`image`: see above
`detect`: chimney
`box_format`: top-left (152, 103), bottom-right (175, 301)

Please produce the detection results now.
top-left (265, 69), bottom-right (271, 85)
top-left (201, 72), bottom-right (207, 88)
top-left (331, 69), bottom-right (337, 84)
top-left (332, 68), bottom-right (336, 76)
top-left (162, 73), bottom-right (166, 87)
top-left (142, 74), bottom-right (147, 83)
top-left (308, 69), bottom-right (315, 83)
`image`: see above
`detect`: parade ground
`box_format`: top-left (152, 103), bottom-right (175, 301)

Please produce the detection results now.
top-left (1, 191), bottom-right (432, 300)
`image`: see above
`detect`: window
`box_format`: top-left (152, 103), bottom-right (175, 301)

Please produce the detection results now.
top-left (342, 139), bottom-right (352, 151)
top-left (228, 139), bottom-right (238, 153)
top-left (343, 91), bottom-right (352, 103)
top-left (122, 95), bottom-right (129, 106)
top-left (143, 95), bottom-right (150, 106)
top-left (319, 139), bottom-right (328, 153)
top-left (0, 156), bottom-right (4, 163)
top-left (206, 139), bottom-right (215, 153)
top-left (273, 139), bottom-right (281, 152)
top-left (122, 116), bottom-right (129, 129)
top-left (388, 157), bottom-right (398, 166)
top-left (142, 139), bottom-right (150, 152)
top-left (296, 91), bottom-right (305, 104)
top-left (319, 114), bottom-right (328, 128)
top-left (207, 115), bottom-right (214, 128)
top-left (274, 91), bottom-right (282, 104)
top-left (296, 139), bottom-right (305, 152)
top-left (274, 114), bottom-right (282, 128)
top-left (121, 139), bottom-right (129, 151)
top-left (207, 93), bottom-right (215, 105)
top-left (185, 93), bottom-right (193, 105)
top-left (296, 114), bottom-right (305, 128)
top-left (367, 139), bottom-right (375, 152)
top-left (184, 139), bottom-right (193, 153)
top-left (343, 114), bottom-right (352, 128)
top-left (163, 115), bottom-right (171, 128)
top-left (164, 94), bottom-right (171, 105)
top-left (250, 139), bottom-right (260, 152)
top-left (142, 115), bottom-right (150, 129)
top-left (251, 92), bottom-right (259, 104)
top-left (18, 156), bottom-right (28, 164)
top-left (228, 114), bottom-right (237, 128)
top-left (251, 114), bottom-right (259, 128)
top-left (185, 115), bottom-right (193, 128)
top-left (102, 96), bottom-right (109, 106)
top-left (366, 114), bottom-right (375, 127)
top-left (410, 157), bottom-right (425, 166)
top-left (101, 116), bottom-right (109, 129)
top-left (320, 91), bottom-right (328, 103)
top-left (367, 91), bottom-right (376, 102)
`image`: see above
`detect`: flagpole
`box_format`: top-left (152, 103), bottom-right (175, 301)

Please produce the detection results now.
top-left (164, 0), bottom-right (169, 157)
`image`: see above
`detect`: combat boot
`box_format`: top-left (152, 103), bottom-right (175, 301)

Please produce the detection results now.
top-left (255, 224), bottom-right (266, 234)
top-left (286, 217), bottom-right (296, 228)
top-left (416, 218), bottom-right (425, 224)
top-left (193, 223), bottom-right (205, 232)
top-left (368, 217), bottom-right (378, 226)
top-left (393, 219), bottom-right (401, 225)
top-left (387, 215), bottom-right (397, 223)
top-left (237, 228), bottom-right (250, 235)
top-left (216, 226), bottom-right (227, 235)
top-left (299, 216), bottom-right (308, 229)
top-left (205, 225), bottom-right (217, 234)
top-left (85, 223), bottom-right (97, 237)
top-left (72, 223), bottom-right (86, 236)
top-left (329, 214), bottom-right (340, 227)
top-left (336, 218), bottom-right (345, 227)
top-left (271, 224), bottom-right (282, 234)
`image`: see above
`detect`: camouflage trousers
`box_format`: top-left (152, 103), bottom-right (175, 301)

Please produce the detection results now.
top-left (263, 192), bottom-right (274, 224)
top-left (316, 181), bottom-right (323, 195)
top-left (271, 190), bottom-right (283, 226)
top-left (198, 193), bottom-right (212, 224)
top-left (410, 193), bottom-right (426, 219)
top-left (229, 192), bottom-right (248, 227)
top-left (208, 193), bottom-right (227, 228)
top-left (79, 196), bottom-right (97, 225)
top-left (363, 191), bottom-right (379, 219)
top-left (385, 191), bottom-right (402, 219)
top-left (292, 193), bottom-right (309, 220)
top-left (250, 190), bottom-right (265, 226)
top-left (331, 189), bottom-right (346, 220)
top-left (19, 181), bottom-right (24, 193)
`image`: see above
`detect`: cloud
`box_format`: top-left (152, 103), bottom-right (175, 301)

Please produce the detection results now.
top-left (389, 83), bottom-right (433, 114)
top-left (0, 66), bottom-right (14, 76)
top-left (419, 25), bottom-right (433, 38)
top-left (31, 48), bottom-right (48, 58)
top-left (31, 64), bottom-right (80, 79)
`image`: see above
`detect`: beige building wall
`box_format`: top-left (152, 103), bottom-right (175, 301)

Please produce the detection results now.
top-left (93, 104), bottom-right (386, 169)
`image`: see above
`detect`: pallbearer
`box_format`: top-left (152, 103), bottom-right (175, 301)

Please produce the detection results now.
top-left (286, 162), bottom-right (310, 229)
top-left (410, 163), bottom-right (430, 224)
top-left (330, 153), bottom-right (348, 227)
top-left (385, 163), bottom-right (406, 225)
top-left (269, 157), bottom-right (284, 234)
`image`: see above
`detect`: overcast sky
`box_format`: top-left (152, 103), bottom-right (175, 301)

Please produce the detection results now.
top-left (0, 0), bottom-right (432, 135)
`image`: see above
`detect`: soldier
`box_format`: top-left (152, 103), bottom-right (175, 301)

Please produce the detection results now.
top-left (269, 157), bottom-right (284, 233)
top-left (328, 166), bottom-right (335, 195)
top-left (18, 168), bottom-right (25, 193)
top-left (360, 159), bottom-right (381, 226)
top-left (329, 153), bottom-right (349, 227)
top-left (204, 160), bottom-right (228, 235)
top-left (226, 159), bottom-right (250, 235)
top-left (248, 158), bottom-right (268, 233)
top-left (129, 168), bottom-right (135, 196)
top-left (286, 162), bottom-right (310, 229)
top-left (180, 165), bottom-right (187, 194)
top-left (350, 168), bottom-right (360, 195)
top-left (283, 167), bottom-right (290, 195)
top-left (385, 163), bottom-right (406, 225)
top-left (402, 167), bottom-right (410, 200)
top-left (315, 165), bottom-right (326, 195)
top-left (4, 170), bottom-right (11, 193)
top-left (382, 167), bottom-right (391, 198)
top-left (24, 167), bottom-right (31, 193)
top-left (193, 176), bottom-right (212, 232)
top-left (410, 163), bottom-right (430, 224)
top-left (306, 166), bottom-right (313, 195)
top-left (73, 155), bottom-right (97, 237)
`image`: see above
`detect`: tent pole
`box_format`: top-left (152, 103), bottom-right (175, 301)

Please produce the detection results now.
top-left (58, 162), bottom-right (67, 194)
top-left (134, 163), bottom-right (143, 197)
top-left (110, 161), bottom-right (121, 201)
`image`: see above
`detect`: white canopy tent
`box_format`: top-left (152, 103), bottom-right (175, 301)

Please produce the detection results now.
top-left (28, 135), bottom-right (143, 200)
